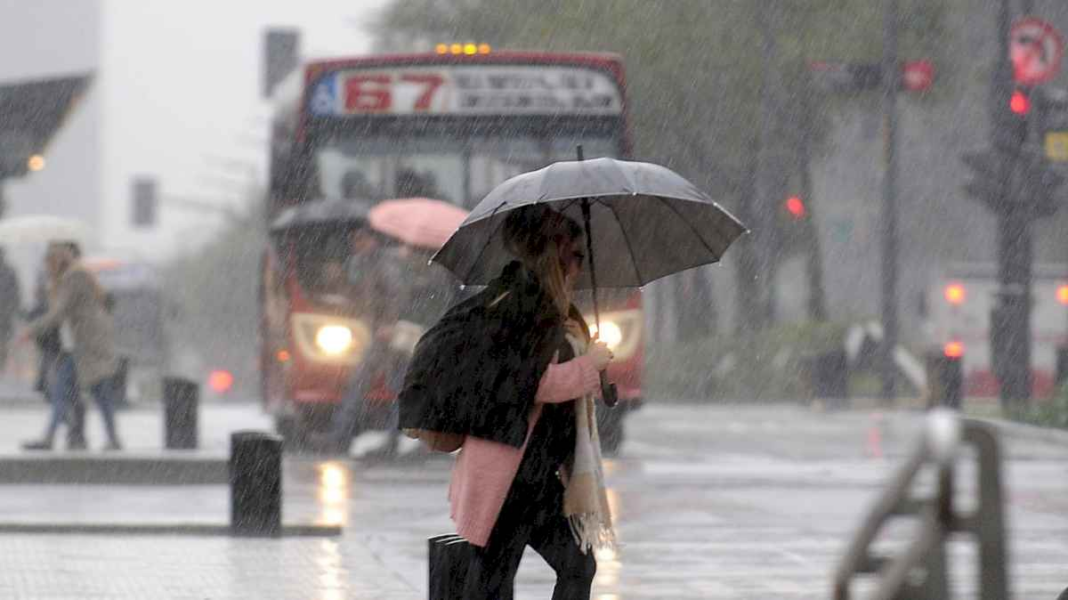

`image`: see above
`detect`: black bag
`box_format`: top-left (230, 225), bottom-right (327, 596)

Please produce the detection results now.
top-left (428, 534), bottom-right (472, 600)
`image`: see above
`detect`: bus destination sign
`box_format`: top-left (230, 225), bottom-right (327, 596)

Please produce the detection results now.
top-left (309, 65), bottom-right (624, 117)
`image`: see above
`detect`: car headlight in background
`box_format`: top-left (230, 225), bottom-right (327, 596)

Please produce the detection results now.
top-left (315, 325), bottom-right (354, 356)
top-left (292, 313), bottom-right (371, 365)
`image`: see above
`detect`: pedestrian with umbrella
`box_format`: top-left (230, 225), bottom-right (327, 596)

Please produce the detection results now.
top-left (404, 204), bottom-right (614, 599)
top-left (401, 154), bottom-right (745, 598)
top-left (313, 198), bottom-right (469, 456)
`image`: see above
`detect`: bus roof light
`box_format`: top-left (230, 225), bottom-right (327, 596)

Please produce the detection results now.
top-left (438, 43), bottom-right (490, 55)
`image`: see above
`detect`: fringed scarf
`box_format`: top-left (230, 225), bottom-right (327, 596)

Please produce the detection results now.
top-left (561, 331), bottom-right (618, 554)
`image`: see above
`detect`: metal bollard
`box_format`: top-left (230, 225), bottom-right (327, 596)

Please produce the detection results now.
top-left (230, 431), bottom-right (283, 537)
top-left (814, 349), bottom-right (849, 406)
top-left (163, 377), bottom-right (199, 449)
top-left (926, 352), bottom-right (963, 409)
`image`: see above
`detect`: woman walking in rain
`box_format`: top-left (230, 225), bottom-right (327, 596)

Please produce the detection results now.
top-left (401, 204), bottom-right (616, 599)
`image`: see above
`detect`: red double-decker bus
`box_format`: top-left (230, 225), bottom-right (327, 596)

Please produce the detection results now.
top-left (262, 46), bottom-right (643, 451)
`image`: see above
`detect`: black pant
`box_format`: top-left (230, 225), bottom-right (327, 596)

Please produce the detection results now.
top-left (462, 480), bottom-right (596, 600)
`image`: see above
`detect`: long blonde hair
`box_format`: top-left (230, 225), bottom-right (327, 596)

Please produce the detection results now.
top-left (502, 205), bottom-right (583, 317)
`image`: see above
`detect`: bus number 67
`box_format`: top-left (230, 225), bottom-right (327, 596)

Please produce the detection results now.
top-left (344, 73), bottom-right (445, 113)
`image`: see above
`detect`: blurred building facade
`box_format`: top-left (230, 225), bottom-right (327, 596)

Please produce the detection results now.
top-left (0, 0), bottom-right (103, 236)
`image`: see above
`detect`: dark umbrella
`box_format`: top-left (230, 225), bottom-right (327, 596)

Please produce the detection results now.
top-left (268, 197), bottom-right (375, 235)
top-left (433, 154), bottom-right (747, 404)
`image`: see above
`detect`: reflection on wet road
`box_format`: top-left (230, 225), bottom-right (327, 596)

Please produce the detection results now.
top-left (0, 404), bottom-right (1067, 598)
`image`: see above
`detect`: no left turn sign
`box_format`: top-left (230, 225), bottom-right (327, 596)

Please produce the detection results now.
top-left (1011, 17), bottom-right (1064, 85)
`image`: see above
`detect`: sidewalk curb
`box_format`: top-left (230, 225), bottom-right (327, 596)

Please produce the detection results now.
top-left (0, 454), bottom-right (229, 484)
top-left (0, 522), bottom-right (341, 537)
top-left (970, 417), bottom-right (1068, 448)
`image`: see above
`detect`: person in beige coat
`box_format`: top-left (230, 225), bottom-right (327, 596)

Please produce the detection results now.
top-left (19, 241), bottom-right (122, 451)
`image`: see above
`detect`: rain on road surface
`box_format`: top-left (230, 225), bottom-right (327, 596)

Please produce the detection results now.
top-left (0, 402), bottom-right (1065, 599)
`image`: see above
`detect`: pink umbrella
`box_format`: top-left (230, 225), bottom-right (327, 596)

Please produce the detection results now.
top-left (368, 197), bottom-right (470, 251)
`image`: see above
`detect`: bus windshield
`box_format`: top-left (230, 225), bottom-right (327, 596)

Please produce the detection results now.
top-left (313, 133), bottom-right (620, 209)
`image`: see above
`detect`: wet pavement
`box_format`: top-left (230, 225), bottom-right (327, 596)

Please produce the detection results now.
top-left (0, 399), bottom-right (1065, 598)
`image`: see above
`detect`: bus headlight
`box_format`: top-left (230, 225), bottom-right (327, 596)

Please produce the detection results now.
top-left (292, 313), bottom-right (371, 365)
top-left (588, 321), bottom-right (624, 350)
top-left (315, 325), bottom-right (354, 356)
top-left (584, 310), bottom-right (642, 361)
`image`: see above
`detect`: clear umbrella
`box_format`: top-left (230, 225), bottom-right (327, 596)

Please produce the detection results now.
top-left (0, 215), bottom-right (91, 246)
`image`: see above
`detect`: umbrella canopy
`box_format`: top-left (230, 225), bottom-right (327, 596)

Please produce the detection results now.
top-left (433, 157), bottom-right (747, 289)
top-left (0, 215), bottom-right (91, 246)
top-left (269, 197), bottom-right (374, 235)
top-left (368, 197), bottom-right (470, 251)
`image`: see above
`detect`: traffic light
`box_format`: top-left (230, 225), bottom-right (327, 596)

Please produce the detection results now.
top-left (994, 87), bottom-right (1031, 151)
top-left (131, 177), bottom-right (158, 228)
top-left (784, 195), bottom-right (806, 220)
top-left (962, 84), bottom-right (1065, 218)
top-left (1010, 89), bottom-right (1031, 115)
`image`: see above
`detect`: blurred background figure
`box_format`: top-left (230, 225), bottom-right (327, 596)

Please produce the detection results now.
top-left (25, 256), bottom-right (87, 449)
top-left (21, 241), bottom-right (122, 451)
top-left (0, 247), bottom-right (19, 377)
top-left (340, 169), bottom-right (378, 201)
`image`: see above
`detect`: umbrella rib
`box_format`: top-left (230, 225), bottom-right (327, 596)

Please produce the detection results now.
top-left (655, 196), bottom-right (722, 256)
top-left (460, 202), bottom-right (511, 283)
top-left (602, 200), bottom-right (646, 285)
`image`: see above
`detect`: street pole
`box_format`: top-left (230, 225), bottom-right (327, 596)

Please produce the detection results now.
top-left (799, 117), bottom-right (828, 322)
top-left (991, 0), bottom-right (1033, 406)
top-left (754, 0), bottom-right (781, 328)
top-left (879, 0), bottom-right (901, 403)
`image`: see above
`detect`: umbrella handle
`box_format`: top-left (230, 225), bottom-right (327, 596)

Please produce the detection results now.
top-left (600, 373), bottom-right (619, 408)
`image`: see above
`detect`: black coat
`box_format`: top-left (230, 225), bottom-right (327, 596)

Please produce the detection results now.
top-left (398, 261), bottom-right (568, 449)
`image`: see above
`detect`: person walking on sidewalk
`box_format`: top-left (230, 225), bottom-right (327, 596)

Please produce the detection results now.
top-left (19, 241), bottom-right (123, 451)
top-left (401, 205), bottom-right (616, 599)
top-left (26, 259), bottom-right (88, 449)
top-left (0, 247), bottom-right (20, 375)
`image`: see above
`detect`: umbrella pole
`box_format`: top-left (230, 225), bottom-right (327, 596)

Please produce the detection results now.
top-left (580, 199), bottom-right (602, 329)
top-left (576, 146), bottom-right (599, 326)
top-left (580, 197), bottom-right (619, 408)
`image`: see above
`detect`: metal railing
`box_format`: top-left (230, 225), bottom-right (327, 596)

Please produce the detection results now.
top-left (833, 410), bottom-right (1009, 600)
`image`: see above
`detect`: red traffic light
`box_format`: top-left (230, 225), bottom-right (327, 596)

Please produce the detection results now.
top-left (1010, 89), bottom-right (1031, 115)
top-left (785, 196), bottom-right (806, 219)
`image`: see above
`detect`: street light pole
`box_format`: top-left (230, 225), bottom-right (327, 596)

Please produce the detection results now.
top-left (879, 0), bottom-right (901, 403)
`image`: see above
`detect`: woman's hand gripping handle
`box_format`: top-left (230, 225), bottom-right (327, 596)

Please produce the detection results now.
top-left (588, 338), bottom-right (619, 407)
